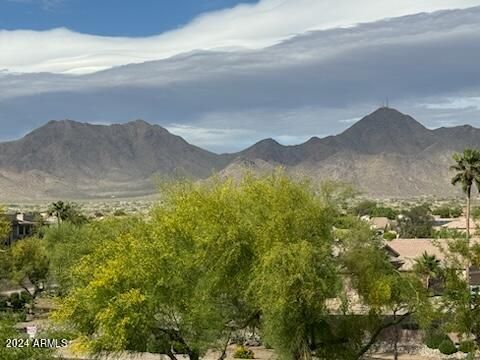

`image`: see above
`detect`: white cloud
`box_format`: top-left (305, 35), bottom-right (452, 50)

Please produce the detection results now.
top-left (1, 0), bottom-right (479, 74)
top-left (166, 123), bottom-right (256, 152)
top-left (422, 97), bottom-right (480, 110)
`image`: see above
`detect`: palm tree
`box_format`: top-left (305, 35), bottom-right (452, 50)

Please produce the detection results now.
top-left (413, 252), bottom-right (442, 290)
top-left (451, 148), bottom-right (480, 286)
top-left (48, 201), bottom-right (72, 225)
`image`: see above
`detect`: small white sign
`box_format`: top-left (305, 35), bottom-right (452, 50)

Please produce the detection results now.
top-left (26, 325), bottom-right (37, 339)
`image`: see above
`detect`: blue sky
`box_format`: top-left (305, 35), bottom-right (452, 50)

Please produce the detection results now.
top-left (1, 0), bottom-right (258, 36)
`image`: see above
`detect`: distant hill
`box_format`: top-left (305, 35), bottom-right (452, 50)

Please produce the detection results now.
top-left (223, 108), bottom-right (480, 198)
top-left (0, 119), bottom-right (230, 200)
top-left (0, 108), bottom-right (478, 200)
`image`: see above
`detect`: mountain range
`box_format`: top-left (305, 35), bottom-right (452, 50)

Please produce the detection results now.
top-left (0, 107), bottom-right (478, 200)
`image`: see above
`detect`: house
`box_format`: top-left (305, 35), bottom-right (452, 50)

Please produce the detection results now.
top-left (385, 238), bottom-right (480, 286)
top-left (360, 216), bottom-right (395, 234)
top-left (440, 217), bottom-right (478, 232)
top-left (2, 213), bottom-right (37, 246)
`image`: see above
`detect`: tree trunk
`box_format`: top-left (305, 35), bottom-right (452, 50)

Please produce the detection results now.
top-left (217, 332), bottom-right (231, 360)
top-left (188, 350), bottom-right (199, 360)
top-left (393, 311), bottom-right (399, 360)
top-left (466, 192), bottom-right (471, 288)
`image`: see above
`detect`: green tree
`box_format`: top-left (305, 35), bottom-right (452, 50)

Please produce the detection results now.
top-left (352, 200), bottom-right (398, 220)
top-left (48, 201), bottom-right (87, 225)
top-left (433, 205), bottom-right (463, 219)
top-left (421, 239), bottom-right (478, 354)
top-left (0, 207), bottom-right (11, 246)
top-left (9, 238), bottom-right (49, 300)
top-left (44, 218), bottom-right (141, 293)
top-left (50, 175), bottom-right (429, 360)
top-left (451, 148), bottom-right (480, 284)
top-left (413, 252), bottom-right (442, 290)
top-left (398, 204), bottom-right (434, 238)
top-left (352, 200), bottom-right (377, 217)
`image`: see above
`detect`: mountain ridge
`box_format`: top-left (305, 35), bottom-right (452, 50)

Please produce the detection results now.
top-left (0, 108), bottom-right (478, 200)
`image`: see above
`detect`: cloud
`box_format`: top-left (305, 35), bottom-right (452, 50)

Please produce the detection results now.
top-left (1, 7), bottom-right (480, 152)
top-left (422, 97), bottom-right (480, 111)
top-left (1, 0), bottom-right (480, 74)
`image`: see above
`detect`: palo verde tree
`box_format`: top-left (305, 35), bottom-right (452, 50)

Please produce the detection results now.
top-left (451, 148), bottom-right (480, 284)
top-left (51, 173), bottom-right (429, 360)
top-left (53, 173), bottom-right (341, 360)
top-left (9, 237), bottom-right (49, 300)
top-left (0, 207), bottom-right (11, 243)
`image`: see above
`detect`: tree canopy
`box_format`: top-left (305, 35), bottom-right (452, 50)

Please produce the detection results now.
top-left (46, 174), bottom-right (429, 360)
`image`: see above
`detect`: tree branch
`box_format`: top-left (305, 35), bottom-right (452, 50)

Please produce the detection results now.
top-left (354, 312), bottom-right (412, 360)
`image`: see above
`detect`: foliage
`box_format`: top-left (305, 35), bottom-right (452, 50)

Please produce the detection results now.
top-left (352, 200), bottom-right (398, 220)
top-left (113, 209), bottom-right (127, 216)
top-left (50, 174), bottom-right (430, 360)
top-left (0, 295), bottom-right (8, 311)
top-left (421, 237), bottom-right (480, 349)
top-left (398, 204), bottom-right (434, 238)
top-left (458, 340), bottom-right (476, 353)
top-left (0, 206), bottom-right (11, 243)
top-left (43, 218), bottom-right (141, 293)
top-left (48, 201), bottom-right (88, 225)
top-left (413, 252), bottom-right (442, 290)
top-left (0, 317), bottom-right (54, 360)
top-left (432, 205), bottom-right (463, 219)
top-left (7, 291), bottom-right (33, 311)
top-left (425, 330), bottom-right (446, 349)
top-left (434, 228), bottom-right (464, 239)
top-left (9, 237), bottom-right (49, 297)
top-left (233, 346), bottom-right (255, 359)
top-left (472, 206), bottom-right (480, 221)
top-left (451, 149), bottom-right (480, 197)
top-left (438, 338), bottom-right (457, 355)
top-left (383, 231), bottom-right (397, 241)
top-left (0, 249), bottom-right (12, 281)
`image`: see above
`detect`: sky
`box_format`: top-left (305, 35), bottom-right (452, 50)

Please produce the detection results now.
top-left (1, 0), bottom-right (480, 152)
top-left (0, 0), bottom-right (258, 36)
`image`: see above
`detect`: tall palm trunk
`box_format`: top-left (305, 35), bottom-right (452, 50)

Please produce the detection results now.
top-left (466, 190), bottom-right (471, 288)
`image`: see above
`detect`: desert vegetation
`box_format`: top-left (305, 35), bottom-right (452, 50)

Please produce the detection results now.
top-left (3, 150), bottom-right (480, 359)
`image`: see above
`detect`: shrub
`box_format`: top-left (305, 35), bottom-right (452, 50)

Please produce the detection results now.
top-left (113, 209), bottom-right (127, 216)
top-left (438, 338), bottom-right (457, 355)
top-left (0, 295), bottom-right (8, 311)
top-left (433, 206), bottom-right (462, 218)
top-left (459, 340), bottom-right (476, 354)
top-left (383, 231), bottom-right (397, 241)
top-left (425, 331), bottom-right (446, 349)
top-left (8, 293), bottom-right (25, 310)
top-left (233, 345), bottom-right (255, 359)
top-left (19, 291), bottom-right (33, 304)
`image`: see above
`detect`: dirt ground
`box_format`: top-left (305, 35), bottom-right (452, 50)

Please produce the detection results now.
top-left (56, 346), bottom-right (461, 360)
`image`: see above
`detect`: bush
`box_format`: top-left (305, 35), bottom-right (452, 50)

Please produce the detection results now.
top-left (19, 291), bottom-right (33, 304)
top-left (459, 340), bottom-right (476, 354)
top-left (433, 206), bottom-right (462, 218)
top-left (425, 331), bottom-right (446, 349)
top-left (383, 231), bottom-right (397, 241)
top-left (438, 338), bottom-right (457, 355)
top-left (8, 293), bottom-right (25, 310)
top-left (233, 345), bottom-right (255, 359)
top-left (0, 295), bottom-right (8, 311)
top-left (113, 209), bottom-right (127, 216)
